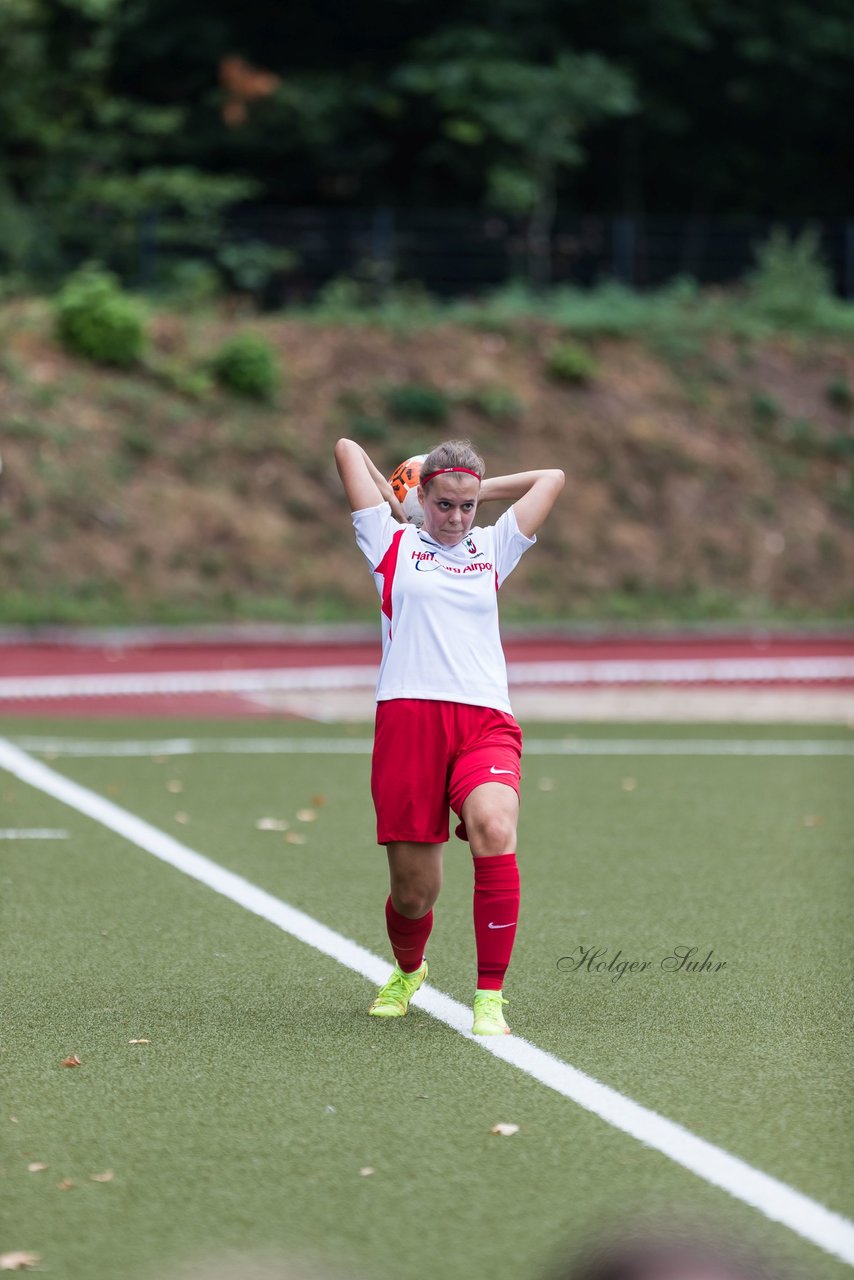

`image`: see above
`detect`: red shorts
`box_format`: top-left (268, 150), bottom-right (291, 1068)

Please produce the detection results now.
top-left (371, 699), bottom-right (523, 845)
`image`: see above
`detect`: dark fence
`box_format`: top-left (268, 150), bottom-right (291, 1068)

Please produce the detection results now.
top-left (224, 208), bottom-right (854, 301)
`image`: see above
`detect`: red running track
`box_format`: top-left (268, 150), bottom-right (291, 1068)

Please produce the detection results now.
top-left (3, 633), bottom-right (854, 677)
top-left (0, 632), bottom-right (852, 719)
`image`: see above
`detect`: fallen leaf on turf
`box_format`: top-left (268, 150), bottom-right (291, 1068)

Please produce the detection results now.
top-left (490, 1123), bottom-right (519, 1137)
top-left (128, 1039), bottom-right (150, 1045)
top-left (174, 812), bottom-right (189, 824)
top-left (27, 1163), bottom-right (48, 1173)
top-left (0, 1252), bottom-right (41, 1271)
top-left (61, 1055), bottom-right (82, 1068)
top-left (621, 777), bottom-right (637, 791)
top-left (311, 794), bottom-right (326, 807)
top-left (285, 832), bottom-right (306, 844)
top-left (166, 780), bottom-right (184, 794)
top-left (802, 815), bottom-right (823, 827)
top-left (295, 809), bottom-right (316, 823)
top-left (359, 1166), bottom-right (375, 1177)
top-left (537, 778), bottom-right (555, 792)
top-left (90, 1170), bottom-right (114, 1183)
top-left (57, 1178), bottom-right (74, 1190)
top-left (255, 817), bottom-right (289, 831)
top-left (9, 1116), bottom-right (19, 1123)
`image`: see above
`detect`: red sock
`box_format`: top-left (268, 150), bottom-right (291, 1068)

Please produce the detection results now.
top-left (472, 853), bottom-right (520, 990)
top-left (385, 896), bottom-right (433, 972)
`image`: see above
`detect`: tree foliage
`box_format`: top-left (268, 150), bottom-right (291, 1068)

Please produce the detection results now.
top-left (0, 0), bottom-right (851, 288)
top-left (0, 0), bottom-right (255, 282)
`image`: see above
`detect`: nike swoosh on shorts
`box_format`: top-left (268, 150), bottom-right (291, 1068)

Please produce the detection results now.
top-left (489, 766), bottom-right (514, 775)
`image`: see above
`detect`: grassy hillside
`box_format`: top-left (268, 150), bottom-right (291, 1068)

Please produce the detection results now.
top-left (1, 295), bottom-right (852, 625)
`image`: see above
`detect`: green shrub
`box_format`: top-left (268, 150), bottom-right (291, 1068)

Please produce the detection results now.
top-left (120, 420), bottom-right (157, 461)
top-left (163, 364), bottom-right (215, 401)
top-left (384, 382), bottom-right (450, 424)
top-left (336, 389), bottom-right (366, 414)
top-left (824, 434), bottom-right (854, 460)
top-left (825, 375), bottom-right (853, 411)
top-left (315, 274), bottom-right (365, 312)
top-left (746, 228), bottom-right (833, 326)
top-left (462, 386), bottom-right (522, 421)
top-left (160, 260), bottom-right (222, 309)
top-left (545, 340), bottom-right (598, 385)
top-left (782, 417), bottom-right (819, 455)
top-left (148, 352), bottom-right (215, 400)
top-left (349, 415), bottom-right (390, 442)
top-left (751, 390), bottom-right (782, 427)
top-left (216, 241), bottom-right (297, 302)
top-left (54, 264), bottom-right (146, 367)
top-left (212, 333), bottom-right (279, 401)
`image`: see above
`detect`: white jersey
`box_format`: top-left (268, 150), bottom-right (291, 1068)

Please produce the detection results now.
top-left (351, 503), bottom-right (535, 713)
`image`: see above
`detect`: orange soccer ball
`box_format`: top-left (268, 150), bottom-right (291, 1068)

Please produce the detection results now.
top-left (389, 454), bottom-right (427, 524)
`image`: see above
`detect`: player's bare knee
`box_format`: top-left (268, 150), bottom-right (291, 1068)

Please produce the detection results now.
top-left (469, 813), bottom-right (516, 855)
top-left (391, 887), bottom-right (436, 918)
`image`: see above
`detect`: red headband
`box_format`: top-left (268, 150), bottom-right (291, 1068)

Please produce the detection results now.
top-left (420, 466), bottom-right (481, 486)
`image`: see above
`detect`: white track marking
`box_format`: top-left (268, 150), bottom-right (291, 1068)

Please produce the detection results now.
top-left (8, 735), bottom-right (854, 758)
top-left (1, 656), bottom-right (853, 701)
top-left (228, 686), bottom-right (854, 725)
top-left (1, 735), bottom-right (852, 1268)
top-left (0, 828), bottom-right (69, 839)
top-left (509, 657), bottom-right (854, 684)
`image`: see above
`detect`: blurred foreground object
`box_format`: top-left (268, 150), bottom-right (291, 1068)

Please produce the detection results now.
top-left (556, 1220), bottom-right (787, 1280)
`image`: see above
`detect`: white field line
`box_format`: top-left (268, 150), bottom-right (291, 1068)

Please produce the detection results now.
top-left (1, 656), bottom-right (853, 701)
top-left (9, 735), bottom-right (854, 758)
top-left (1, 735), bottom-right (852, 1268)
top-left (0, 828), bottom-right (69, 839)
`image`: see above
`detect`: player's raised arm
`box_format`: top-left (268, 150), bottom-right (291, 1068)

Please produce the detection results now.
top-left (334, 438), bottom-right (406, 520)
top-left (479, 469), bottom-right (565, 537)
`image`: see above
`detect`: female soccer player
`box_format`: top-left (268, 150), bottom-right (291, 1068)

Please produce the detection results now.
top-left (335, 437), bottom-right (564, 1035)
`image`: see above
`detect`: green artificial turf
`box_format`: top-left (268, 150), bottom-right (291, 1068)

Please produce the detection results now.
top-left (1, 719), bottom-right (852, 1280)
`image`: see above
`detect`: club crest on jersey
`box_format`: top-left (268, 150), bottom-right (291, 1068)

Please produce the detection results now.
top-left (464, 536), bottom-right (479, 556)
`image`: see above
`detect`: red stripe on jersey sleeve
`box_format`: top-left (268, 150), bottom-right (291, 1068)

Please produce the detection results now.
top-left (375, 528), bottom-right (406, 622)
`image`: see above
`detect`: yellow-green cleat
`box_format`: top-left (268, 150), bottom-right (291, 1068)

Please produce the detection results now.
top-left (368, 960), bottom-right (428, 1017)
top-left (472, 989), bottom-right (510, 1036)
